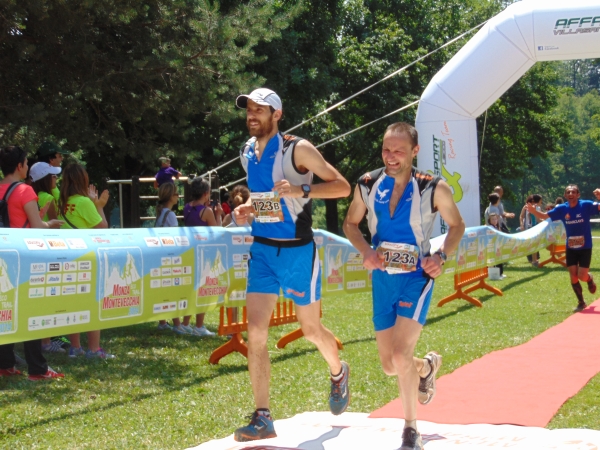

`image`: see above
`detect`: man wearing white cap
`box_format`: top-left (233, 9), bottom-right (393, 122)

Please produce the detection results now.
top-left (232, 88), bottom-right (351, 442)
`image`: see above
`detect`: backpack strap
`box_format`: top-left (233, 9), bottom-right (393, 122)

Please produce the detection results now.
top-left (155, 208), bottom-right (170, 227)
top-left (61, 212), bottom-right (78, 229)
top-left (2, 182), bottom-right (27, 228)
top-left (2, 181), bottom-right (22, 201)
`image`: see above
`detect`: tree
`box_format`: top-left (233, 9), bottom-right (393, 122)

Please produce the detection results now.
top-left (477, 61), bottom-right (570, 218)
top-left (0, 0), bottom-right (295, 186)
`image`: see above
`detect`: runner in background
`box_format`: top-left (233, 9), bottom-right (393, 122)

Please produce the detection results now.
top-left (232, 88), bottom-right (351, 442)
top-left (527, 185), bottom-right (600, 312)
top-left (343, 122), bottom-right (465, 450)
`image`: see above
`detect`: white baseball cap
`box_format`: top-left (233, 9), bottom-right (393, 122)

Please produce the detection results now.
top-left (30, 162), bottom-right (61, 182)
top-left (236, 88), bottom-right (282, 111)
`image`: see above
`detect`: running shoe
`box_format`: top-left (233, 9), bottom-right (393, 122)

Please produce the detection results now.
top-left (86, 348), bottom-right (116, 359)
top-left (400, 427), bottom-right (423, 450)
top-left (574, 301), bottom-right (587, 313)
top-left (52, 336), bottom-right (71, 348)
top-left (69, 346), bottom-right (85, 358)
top-left (192, 326), bottom-right (215, 337)
top-left (587, 276), bottom-right (597, 294)
top-left (157, 322), bottom-right (173, 331)
top-left (42, 341), bottom-right (66, 354)
top-left (173, 324), bottom-right (193, 335)
top-left (234, 411), bottom-right (277, 442)
top-left (28, 368), bottom-right (64, 381)
top-left (329, 361), bottom-right (350, 415)
top-left (0, 367), bottom-right (22, 377)
top-left (418, 351), bottom-right (442, 405)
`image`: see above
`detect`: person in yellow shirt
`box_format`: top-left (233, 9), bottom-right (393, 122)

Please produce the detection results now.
top-left (30, 162), bottom-right (66, 353)
top-left (58, 164), bottom-right (114, 359)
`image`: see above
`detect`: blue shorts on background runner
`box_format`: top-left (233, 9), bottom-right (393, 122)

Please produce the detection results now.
top-left (247, 237), bottom-right (321, 306)
top-left (372, 270), bottom-right (434, 330)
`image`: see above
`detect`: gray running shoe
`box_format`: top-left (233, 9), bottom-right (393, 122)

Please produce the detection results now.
top-left (418, 351), bottom-right (442, 405)
top-left (329, 361), bottom-right (350, 415)
top-left (400, 427), bottom-right (423, 450)
top-left (574, 302), bottom-right (587, 313)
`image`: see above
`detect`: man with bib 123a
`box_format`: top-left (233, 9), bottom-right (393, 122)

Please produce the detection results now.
top-left (527, 184), bottom-right (600, 312)
top-left (343, 122), bottom-right (465, 450)
top-left (232, 88), bottom-right (351, 442)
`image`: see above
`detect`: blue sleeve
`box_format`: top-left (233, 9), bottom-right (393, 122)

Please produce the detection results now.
top-left (547, 205), bottom-right (562, 221)
top-left (167, 167), bottom-right (179, 176)
top-left (582, 200), bottom-right (600, 217)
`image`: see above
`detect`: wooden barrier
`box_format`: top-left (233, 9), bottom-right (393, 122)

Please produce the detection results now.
top-left (538, 244), bottom-right (567, 268)
top-left (438, 267), bottom-right (503, 308)
top-left (209, 301), bottom-right (343, 365)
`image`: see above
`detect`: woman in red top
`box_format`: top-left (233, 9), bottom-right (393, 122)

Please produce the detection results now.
top-left (0, 145), bottom-right (64, 381)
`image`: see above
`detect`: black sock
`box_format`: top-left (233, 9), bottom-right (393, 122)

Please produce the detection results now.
top-left (572, 282), bottom-right (584, 303)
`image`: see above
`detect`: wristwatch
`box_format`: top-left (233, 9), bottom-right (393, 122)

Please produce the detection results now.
top-left (301, 184), bottom-right (311, 199)
top-left (434, 250), bottom-right (447, 265)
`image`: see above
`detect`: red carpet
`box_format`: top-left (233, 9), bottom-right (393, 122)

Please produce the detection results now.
top-left (370, 298), bottom-right (600, 427)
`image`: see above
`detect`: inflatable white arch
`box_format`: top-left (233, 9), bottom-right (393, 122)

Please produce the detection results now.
top-left (416, 0), bottom-right (600, 235)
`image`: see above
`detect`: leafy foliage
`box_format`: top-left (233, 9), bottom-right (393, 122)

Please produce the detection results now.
top-left (0, 0), bottom-right (296, 182)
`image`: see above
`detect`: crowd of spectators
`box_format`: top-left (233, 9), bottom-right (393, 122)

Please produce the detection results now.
top-left (0, 147), bottom-right (253, 380)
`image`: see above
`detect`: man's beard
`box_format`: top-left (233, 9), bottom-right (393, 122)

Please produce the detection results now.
top-left (247, 118), bottom-right (274, 138)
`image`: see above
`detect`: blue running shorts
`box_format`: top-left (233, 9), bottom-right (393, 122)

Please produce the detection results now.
top-left (247, 237), bottom-right (321, 306)
top-left (372, 269), bottom-right (434, 331)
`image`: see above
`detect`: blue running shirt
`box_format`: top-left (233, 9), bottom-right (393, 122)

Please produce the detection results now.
top-left (243, 134), bottom-right (313, 239)
top-left (547, 200), bottom-right (599, 249)
top-left (357, 168), bottom-right (441, 272)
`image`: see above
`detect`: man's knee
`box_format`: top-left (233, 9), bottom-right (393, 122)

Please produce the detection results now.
top-left (300, 321), bottom-right (326, 343)
top-left (247, 322), bottom-right (269, 345)
top-left (391, 345), bottom-right (415, 373)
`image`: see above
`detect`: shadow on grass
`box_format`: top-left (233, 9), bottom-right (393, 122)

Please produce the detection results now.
top-left (427, 272), bottom-right (547, 326)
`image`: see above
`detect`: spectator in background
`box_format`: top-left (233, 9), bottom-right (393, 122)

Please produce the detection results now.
top-left (494, 186), bottom-right (515, 233)
top-left (36, 141), bottom-right (71, 168)
top-left (546, 203), bottom-right (555, 211)
top-left (223, 185), bottom-right (251, 227)
top-left (486, 212), bottom-right (505, 278)
top-left (154, 156), bottom-right (181, 189)
top-left (221, 190), bottom-right (232, 216)
top-left (520, 194), bottom-right (542, 267)
top-left (35, 141), bottom-right (70, 201)
top-left (0, 145), bottom-right (64, 381)
top-left (30, 162), bottom-right (66, 354)
top-left (484, 192), bottom-right (501, 227)
top-left (59, 164), bottom-right (114, 359)
top-left (181, 177), bottom-right (218, 336)
top-left (555, 197), bottom-right (564, 205)
top-left (155, 183), bottom-right (197, 335)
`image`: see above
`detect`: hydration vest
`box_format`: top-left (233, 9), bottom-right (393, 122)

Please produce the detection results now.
top-left (240, 133), bottom-right (313, 239)
top-left (357, 167), bottom-right (441, 257)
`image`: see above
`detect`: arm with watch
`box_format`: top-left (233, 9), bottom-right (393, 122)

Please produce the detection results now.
top-left (421, 180), bottom-right (466, 278)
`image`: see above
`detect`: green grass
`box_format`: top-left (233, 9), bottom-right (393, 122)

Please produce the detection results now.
top-left (2, 249), bottom-right (600, 448)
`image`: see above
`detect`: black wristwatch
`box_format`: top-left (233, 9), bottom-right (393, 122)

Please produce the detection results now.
top-left (301, 184), bottom-right (311, 199)
top-left (434, 250), bottom-right (447, 265)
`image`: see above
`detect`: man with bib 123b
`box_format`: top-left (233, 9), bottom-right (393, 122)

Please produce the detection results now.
top-left (232, 88), bottom-right (351, 442)
top-left (527, 184), bottom-right (600, 312)
top-left (343, 122), bottom-right (465, 450)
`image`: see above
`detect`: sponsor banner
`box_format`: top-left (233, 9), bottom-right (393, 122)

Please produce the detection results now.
top-left (0, 222), bottom-right (565, 344)
top-left (416, 119), bottom-right (480, 236)
top-left (431, 219), bottom-right (566, 276)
